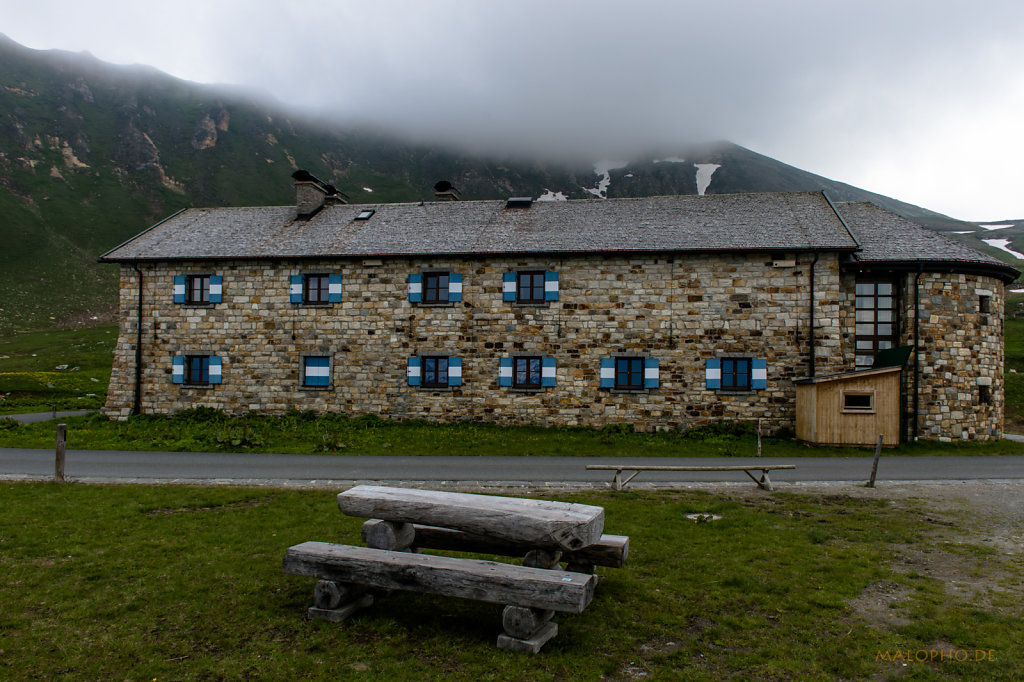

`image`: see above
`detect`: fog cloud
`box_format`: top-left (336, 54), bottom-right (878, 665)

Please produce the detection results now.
top-left (3, 0), bottom-right (1024, 219)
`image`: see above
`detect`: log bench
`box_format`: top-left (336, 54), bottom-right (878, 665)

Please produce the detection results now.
top-left (282, 485), bottom-right (628, 653)
top-left (586, 464), bottom-right (797, 491)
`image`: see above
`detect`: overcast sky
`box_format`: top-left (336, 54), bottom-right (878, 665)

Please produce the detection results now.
top-left (3, 0), bottom-right (1023, 221)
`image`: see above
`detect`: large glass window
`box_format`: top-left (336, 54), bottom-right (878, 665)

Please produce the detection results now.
top-left (854, 279), bottom-right (897, 368)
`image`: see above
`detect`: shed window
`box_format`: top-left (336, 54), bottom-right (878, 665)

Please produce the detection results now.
top-left (841, 390), bottom-right (875, 413)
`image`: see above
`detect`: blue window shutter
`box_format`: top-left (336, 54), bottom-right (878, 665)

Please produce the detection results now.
top-left (542, 357), bottom-right (557, 387)
top-left (408, 273), bottom-right (422, 303)
top-left (600, 357), bottom-right (615, 388)
top-left (644, 358), bottom-right (659, 389)
top-left (173, 276), bottom-right (186, 304)
top-left (705, 358), bottom-right (721, 390)
top-left (304, 357), bottom-right (330, 387)
top-left (172, 356), bottom-right (184, 384)
top-left (328, 274), bottom-right (343, 303)
top-left (407, 357), bottom-right (420, 386)
top-left (208, 356), bottom-right (222, 385)
top-left (502, 272), bottom-right (517, 302)
top-left (751, 358), bottom-right (767, 390)
top-left (208, 275), bottom-right (223, 303)
top-left (545, 271), bottom-right (559, 301)
top-left (448, 356), bottom-right (462, 386)
top-left (498, 357), bottom-right (513, 387)
top-left (448, 273), bottom-right (463, 303)
top-left (290, 275), bottom-right (303, 303)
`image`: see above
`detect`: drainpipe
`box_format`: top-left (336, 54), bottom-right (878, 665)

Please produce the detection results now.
top-left (132, 262), bottom-right (144, 416)
top-left (913, 265), bottom-right (922, 440)
top-left (808, 252), bottom-right (819, 377)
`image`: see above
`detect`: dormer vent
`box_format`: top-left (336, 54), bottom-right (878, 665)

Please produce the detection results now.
top-left (434, 180), bottom-right (461, 201)
top-left (505, 197), bottom-right (533, 209)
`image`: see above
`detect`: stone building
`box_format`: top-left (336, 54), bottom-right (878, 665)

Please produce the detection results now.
top-left (99, 172), bottom-right (1018, 441)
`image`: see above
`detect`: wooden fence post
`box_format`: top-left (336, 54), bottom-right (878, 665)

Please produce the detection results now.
top-left (866, 434), bottom-right (883, 488)
top-left (55, 423), bottom-right (66, 483)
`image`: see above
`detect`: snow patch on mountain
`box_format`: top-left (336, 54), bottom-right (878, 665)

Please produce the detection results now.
top-left (585, 160), bottom-right (629, 199)
top-left (362, 186), bottom-right (374, 193)
top-left (537, 189), bottom-right (568, 202)
top-left (983, 238), bottom-right (1024, 259)
top-left (653, 156), bottom-right (686, 164)
top-left (694, 163), bottom-right (721, 196)
top-left (979, 223), bottom-right (1013, 230)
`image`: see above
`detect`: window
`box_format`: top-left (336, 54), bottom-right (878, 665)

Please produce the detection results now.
top-left (355, 209), bottom-right (375, 220)
top-left (172, 355), bottom-right (222, 386)
top-left (174, 275), bottom-right (222, 304)
top-left (854, 279), bottom-right (897, 368)
top-left (841, 390), bottom-right (875, 413)
top-left (705, 358), bottom-right (766, 391)
top-left (423, 273), bottom-right (449, 303)
top-left (422, 356), bottom-right (449, 387)
top-left (979, 295), bottom-right (991, 314)
top-left (615, 357), bottom-right (644, 390)
top-left (503, 271), bottom-right (559, 303)
top-left (291, 273), bottom-right (341, 304)
top-left (517, 272), bottom-right (546, 303)
top-left (187, 355), bottom-right (210, 384)
top-left (408, 272), bottom-right (462, 303)
top-left (499, 356), bottom-right (556, 388)
top-left (721, 358), bottom-right (751, 391)
top-left (514, 356), bottom-right (542, 388)
top-left (302, 356), bottom-right (331, 387)
top-left (187, 275), bottom-right (210, 304)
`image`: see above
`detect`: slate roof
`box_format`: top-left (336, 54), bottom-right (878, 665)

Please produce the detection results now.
top-left (99, 191), bottom-right (1019, 281)
top-left (836, 201), bottom-right (1019, 280)
top-left (100, 192), bottom-right (859, 261)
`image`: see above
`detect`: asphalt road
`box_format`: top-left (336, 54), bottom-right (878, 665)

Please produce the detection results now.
top-left (2, 447), bottom-right (1023, 488)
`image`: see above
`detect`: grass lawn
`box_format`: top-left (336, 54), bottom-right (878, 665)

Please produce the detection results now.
top-left (1, 482), bottom-right (1020, 680)
top-left (0, 324), bottom-right (116, 415)
top-left (3, 408), bottom-right (1024, 457)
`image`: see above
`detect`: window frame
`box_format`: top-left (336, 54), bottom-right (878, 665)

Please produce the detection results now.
top-left (721, 357), bottom-right (752, 392)
top-left (854, 278), bottom-right (898, 369)
top-left (303, 273), bottom-right (331, 305)
top-left (423, 272), bottom-right (450, 304)
top-left (513, 356), bottom-right (542, 389)
top-left (841, 389), bottom-right (875, 414)
top-left (516, 271), bottom-right (546, 304)
top-left (422, 355), bottom-right (450, 388)
top-left (614, 356), bottom-right (644, 391)
top-left (186, 274), bottom-right (211, 305)
top-left (185, 355), bottom-right (210, 386)
top-left (301, 355), bottom-right (332, 389)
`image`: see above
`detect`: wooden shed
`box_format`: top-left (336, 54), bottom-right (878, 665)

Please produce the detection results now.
top-left (795, 366), bottom-right (903, 447)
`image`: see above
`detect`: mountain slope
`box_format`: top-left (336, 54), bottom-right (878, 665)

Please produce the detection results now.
top-left (0, 34), bottom-right (1007, 331)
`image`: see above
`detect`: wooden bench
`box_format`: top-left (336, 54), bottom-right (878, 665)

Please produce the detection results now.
top-left (282, 485), bottom-right (628, 653)
top-left (586, 464), bottom-right (797, 491)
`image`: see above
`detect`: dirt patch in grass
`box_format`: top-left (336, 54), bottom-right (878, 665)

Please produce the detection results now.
top-left (142, 494), bottom-right (278, 515)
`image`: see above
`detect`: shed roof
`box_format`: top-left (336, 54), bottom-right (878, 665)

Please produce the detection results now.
top-left (100, 191), bottom-right (859, 262)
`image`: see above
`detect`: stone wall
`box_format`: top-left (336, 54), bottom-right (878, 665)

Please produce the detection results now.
top-left (837, 269), bottom-right (1005, 441)
top-left (105, 252), bottom-right (845, 432)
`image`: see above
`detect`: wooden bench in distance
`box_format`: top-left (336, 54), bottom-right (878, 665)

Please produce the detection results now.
top-left (586, 464), bottom-right (797, 491)
top-left (337, 485), bottom-right (605, 551)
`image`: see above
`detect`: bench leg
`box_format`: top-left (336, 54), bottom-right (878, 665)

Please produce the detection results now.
top-left (308, 580), bottom-right (374, 623)
top-left (497, 605), bottom-right (558, 653)
top-left (611, 469), bottom-right (641, 491)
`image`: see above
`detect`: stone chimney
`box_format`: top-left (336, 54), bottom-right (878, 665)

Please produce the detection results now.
top-left (293, 170), bottom-right (346, 219)
top-left (434, 180), bottom-right (461, 201)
